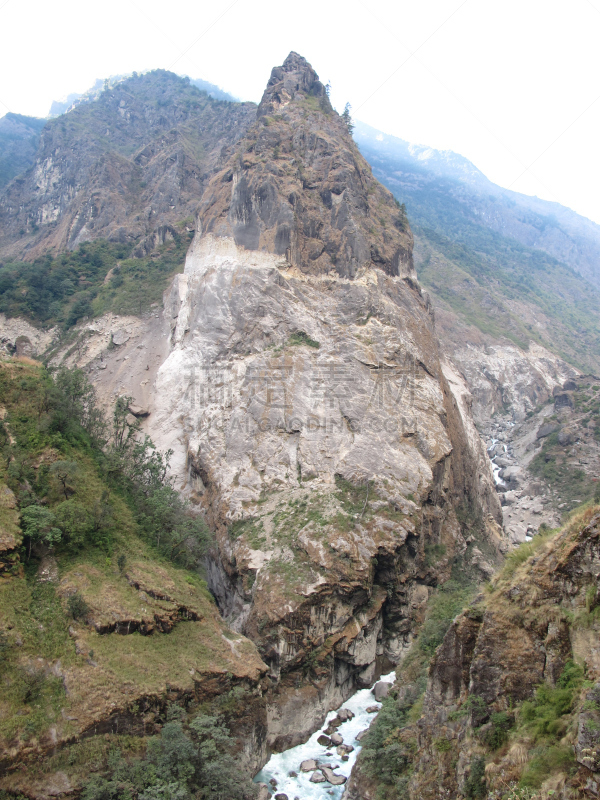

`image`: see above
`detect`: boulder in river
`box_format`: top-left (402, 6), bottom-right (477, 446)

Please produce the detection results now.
top-left (300, 759), bottom-right (317, 772)
top-left (324, 716), bottom-right (343, 734)
top-left (257, 784), bottom-right (271, 800)
top-left (321, 767), bottom-right (347, 785)
top-left (373, 681), bottom-right (391, 700)
top-left (310, 770), bottom-right (327, 783)
top-left (317, 734), bottom-right (332, 746)
top-left (275, 794), bottom-right (289, 800)
top-left (337, 744), bottom-right (354, 754)
top-left (330, 732), bottom-right (343, 746)
top-left (366, 705), bottom-right (380, 713)
top-left (337, 708), bottom-right (355, 721)
top-left (356, 729), bottom-right (369, 741)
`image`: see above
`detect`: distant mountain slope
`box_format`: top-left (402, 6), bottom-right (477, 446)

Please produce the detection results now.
top-left (0, 113), bottom-right (46, 188)
top-left (355, 121), bottom-right (600, 290)
top-left (0, 70), bottom-right (255, 260)
top-left (48, 74), bottom-right (237, 117)
top-left (355, 121), bottom-right (600, 374)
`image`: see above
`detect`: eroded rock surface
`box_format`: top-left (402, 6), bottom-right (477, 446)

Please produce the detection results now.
top-left (58, 54), bottom-right (504, 755)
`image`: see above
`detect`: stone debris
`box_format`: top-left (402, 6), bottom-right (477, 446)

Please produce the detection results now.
top-left (321, 767), bottom-right (347, 785)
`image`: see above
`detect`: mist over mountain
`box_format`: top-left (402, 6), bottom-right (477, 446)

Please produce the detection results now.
top-left (0, 112), bottom-right (46, 188)
top-left (48, 74), bottom-right (238, 118)
top-left (355, 121), bottom-right (600, 290)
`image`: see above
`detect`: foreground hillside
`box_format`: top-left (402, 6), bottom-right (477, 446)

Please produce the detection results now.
top-left (0, 360), bottom-right (267, 797)
top-left (347, 504), bottom-right (600, 799)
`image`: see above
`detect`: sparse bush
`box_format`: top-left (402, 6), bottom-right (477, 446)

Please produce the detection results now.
top-left (482, 711), bottom-right (514, 749)
top-left (463, 755), bottom-right (486, 798)
top-left (68, 593), bottom-right (90, 621)
top-left (288, 330), bottom-right (320, 348)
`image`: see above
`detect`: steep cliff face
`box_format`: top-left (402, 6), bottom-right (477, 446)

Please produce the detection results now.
top-left (198, 52), bottom-right (413, 280)
top-left (54, 53), bottom-right (503, 752)
top-left (0, 71), bottom-right (255, 261)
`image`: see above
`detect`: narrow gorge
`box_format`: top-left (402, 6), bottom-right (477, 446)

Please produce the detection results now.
top-left (0, 50), bottom-right (598, 800)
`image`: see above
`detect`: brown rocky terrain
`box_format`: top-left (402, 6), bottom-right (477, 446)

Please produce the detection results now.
top-left (345, 506), bottom-right (600, 799)
top-left (0, 71), bottom-right (255, 261)
top-left (3, 48), bottom-right (599, 800)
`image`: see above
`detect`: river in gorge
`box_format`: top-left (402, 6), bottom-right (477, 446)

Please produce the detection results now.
top-left (254, 670), bottom-right (396, 799)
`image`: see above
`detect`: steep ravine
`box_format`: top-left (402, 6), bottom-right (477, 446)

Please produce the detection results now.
top-left (0, 54), bottom-right (517, 797)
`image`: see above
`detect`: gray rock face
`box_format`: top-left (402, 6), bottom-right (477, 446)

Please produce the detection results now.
top-left (554, 391), bottom-right (573, 409)
top-left (56, 52), bottom-right (505, 765)
top-left (258, 51), bottom-right (331, 119)
top-left (199, 53), bottom-right (414, 280)
top-left (0, 71), bottom-right (256, 260)
top-left (373, 681), bottom-right (391, 701)
top-left (321, 767), bottom-right (347, 785)
top-left (558, 428), bottom-right (576, 446)
top-left (536, 422), bottom-right (559, 439)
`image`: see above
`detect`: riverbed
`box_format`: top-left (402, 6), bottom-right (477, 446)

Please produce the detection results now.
top-left (254, 670), bottom-right (396, 799)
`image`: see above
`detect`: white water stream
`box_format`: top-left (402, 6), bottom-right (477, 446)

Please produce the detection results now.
top-left (488, 437), bottom-right (507, 487)
top-left (254, 671), bottom-right (396, 799)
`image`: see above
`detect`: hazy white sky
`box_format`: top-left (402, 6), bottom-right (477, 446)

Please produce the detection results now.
top-left (1, 0), bottom-right (599, 224)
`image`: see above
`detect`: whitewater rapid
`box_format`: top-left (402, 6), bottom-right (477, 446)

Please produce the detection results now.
top-left (254, 670), bottom-right (396, 799)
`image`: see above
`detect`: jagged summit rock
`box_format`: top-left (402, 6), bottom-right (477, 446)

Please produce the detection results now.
top-left (199, 52), bottom-right (413, 279)
top-left (257, 51), bottom-right (331, 117)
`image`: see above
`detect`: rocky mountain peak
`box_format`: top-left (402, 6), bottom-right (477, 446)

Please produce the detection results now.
top-left (199, 54), bottom-right (414, 280)
top-left (257, 51), bottom-right (329, 117)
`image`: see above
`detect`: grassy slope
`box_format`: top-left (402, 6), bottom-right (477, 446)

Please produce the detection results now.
top-left (0, 360), bottom-right (264, 792)
top-left (0, 230), bottom-right (192, 331)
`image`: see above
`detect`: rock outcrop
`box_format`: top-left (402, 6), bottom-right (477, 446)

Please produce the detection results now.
top-left (56, 53), bottom-right (504, 754)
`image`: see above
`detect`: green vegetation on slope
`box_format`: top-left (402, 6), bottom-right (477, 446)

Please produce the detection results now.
top-left (0, 361), bottom-right (210, 569)
top-left (415, 226), bottom-right (600, 372)
top-left (81, 708), bottom-right (255, 800)
top-left (0, 360), bottom-right (266, 791)
top-left (0, 230), bottom-right (191, 330)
